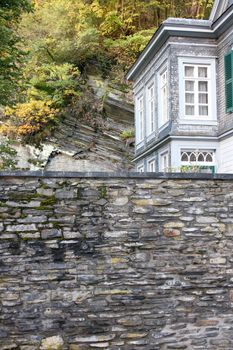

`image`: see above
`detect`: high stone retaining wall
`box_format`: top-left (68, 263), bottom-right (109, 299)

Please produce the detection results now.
top-left (1, 172), bottom-right (233, 350)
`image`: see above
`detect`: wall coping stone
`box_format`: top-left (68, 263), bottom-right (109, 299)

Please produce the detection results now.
top-left (0, 170), bottom-right (233, 180)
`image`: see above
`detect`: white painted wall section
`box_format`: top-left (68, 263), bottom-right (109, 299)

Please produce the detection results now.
top-left (219, 135), bottom-right (233, 173)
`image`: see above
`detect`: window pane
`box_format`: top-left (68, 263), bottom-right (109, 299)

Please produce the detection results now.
top-left (198, 67), bottom-right (208, 78)
top-left (190, 153), bottom-right (196, 162)
top-left (162, 71), bottom-right (167, 85)
top-left (185, 93), bottom-right (194, 104)
top-left (149, 86), bottom-right (154, 99)
top-left (185, 81), bottom-right (195, 91)
top-left (198, 81), bottom-right (208, 92)
top-left (185, 66), bottom-right (194, 77)
top-left (185, 105), bottom-right (195, 115)
top-left (199, 93), bottom-right (208, 104)
top-left (206, 153), bottom-right (213, 162)
top-left (181, 152), bottom-right (189, 162)
top-left (149, 161), bottom-right (155, 172)
top-left (199, 106), bottom-right (208, 116)
top-left (198, 153), bottom-right (205, 162)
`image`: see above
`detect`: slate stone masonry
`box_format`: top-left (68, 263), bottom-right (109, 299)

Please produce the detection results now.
top-left (1, 171), bottom-right (233, 349)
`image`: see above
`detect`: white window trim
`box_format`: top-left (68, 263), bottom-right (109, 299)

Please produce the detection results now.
top-left (159, 148), bottom-right (169, 172)
top-left (135, 90), bottom-right (145, 146)
top-left (158, 63), bottom-right (169, 130)
top-left (147, 157), bottom-right (156, 172)
top-left (146, 77), bottom-right (156, 138)
top-left (137, 164), bottom-right (144, 173)
top-left (178, 57), bottom-right (217, 123)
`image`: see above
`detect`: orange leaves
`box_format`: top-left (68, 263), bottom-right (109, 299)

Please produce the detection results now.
top-left (1, 100), bottom-right (59, 145)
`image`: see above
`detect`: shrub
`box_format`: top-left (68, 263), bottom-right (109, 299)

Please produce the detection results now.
top-left (1, 100), bottom-right (59, 145)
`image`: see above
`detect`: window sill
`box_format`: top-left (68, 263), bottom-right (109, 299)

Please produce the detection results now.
top-left (146, 132), bottom-right (156, 142)
top-left (158, 121), bottom-right (170, 131)
top-left (179, 119), bottom-right (218, 126)
top-left (136, 140), bottom-right (145, 150)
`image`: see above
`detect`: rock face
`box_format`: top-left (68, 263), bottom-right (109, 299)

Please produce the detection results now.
top-left (10, 76), bottom-right (135, 172)
top-left (1, 172), bottom-right (233, 349)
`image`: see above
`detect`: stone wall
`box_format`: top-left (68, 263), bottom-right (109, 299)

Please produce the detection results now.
top-left (1, 172), bottom-right (233, 350)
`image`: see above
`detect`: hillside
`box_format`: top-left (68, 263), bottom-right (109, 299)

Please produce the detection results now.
top-left (10, 76), bottom-right (134, 171)
top-left (0, 0), bottom-right (214, 171)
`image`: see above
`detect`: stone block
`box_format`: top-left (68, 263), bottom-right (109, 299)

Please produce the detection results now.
top-left (132, 198), bottom-right (172, 206)
top-left (41, 228), bottom-right (62, 239)
top-left (163, 229), bottom-right (181, 237)
top-left (209, 257), bottom-right (226, 264)
top-left (73, 335), bottom-right (115, 343)
top-left (6, 224), bottom-right (37, 232)
top-left (197, 216), bottom-right (219, 224)
top-left (112, 197), bottom-right (129, 206)
top-left (164, 222), bottom-right (184, 228)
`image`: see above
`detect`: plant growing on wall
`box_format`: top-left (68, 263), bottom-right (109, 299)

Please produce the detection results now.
top-left (0, 140), bottom-right (18, 170)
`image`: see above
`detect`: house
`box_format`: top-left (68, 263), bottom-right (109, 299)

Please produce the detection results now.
top-left (126, 0), bottom-right (233, 174)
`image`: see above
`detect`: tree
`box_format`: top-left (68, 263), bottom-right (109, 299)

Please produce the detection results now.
top-left (0, 0), bottom-right (31, 105)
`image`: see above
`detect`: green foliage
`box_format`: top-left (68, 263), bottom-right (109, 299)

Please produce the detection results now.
top-left (24, 62), bottom-right (81, 106)
top-left (180, 165), bottom-right (215, 174)
top-left (0, 0), bottom-right (32, 105)
top-left (120, 129), bottom-right (135, 140)
top-left (0, 140), bottom-right (18, 170)
top-left (98, 185), bottom-right (107, 199)
top-left (105, 29), bottom-right (155, 68)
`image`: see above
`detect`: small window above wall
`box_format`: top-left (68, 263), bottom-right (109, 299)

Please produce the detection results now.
top-left (225, 51), bottom-right (233, 113)
top-left (180, 149), bottom-right (215, 173)
top-left (159, 151), bottom-right (169, 172)
top-left (147, 158), bottom-right (156, 172)
top-left (179, 58), bottom-right (216, 122)
top-left (137, 164), bottom-right (144, 173)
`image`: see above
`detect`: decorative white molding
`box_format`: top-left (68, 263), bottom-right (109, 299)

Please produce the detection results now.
top-left (178, 57), bottom-right (217, 122)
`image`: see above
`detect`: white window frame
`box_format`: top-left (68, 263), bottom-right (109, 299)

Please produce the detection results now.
top-left (146, 79), bottom-right (156, 138)
top-left (135, 92), bottom-right (145, 146)
top-left (179, 57), bottom-right (217, 123)
top-left (137, 164), bottom-right (144, 173)
top-left (180, 147), bottom-right (216, 167)
top-left (159, 148), bottom-right (169, 172)
top-left (147, 157), bottom-right (156, 172)
top-left (158, 63), bottom-right (169, 129)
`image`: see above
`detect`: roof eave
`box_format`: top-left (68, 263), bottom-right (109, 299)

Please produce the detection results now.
top-left (126, 7), bottom-right (233, 82)
top-left (126, 23), bottom-right (214, 82)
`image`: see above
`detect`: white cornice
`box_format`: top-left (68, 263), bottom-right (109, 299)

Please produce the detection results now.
top-left (210, 0), bottom-right (229, 22)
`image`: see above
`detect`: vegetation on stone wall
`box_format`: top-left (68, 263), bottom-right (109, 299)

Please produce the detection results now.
top-left (0, 0), bottom-right (214, 148)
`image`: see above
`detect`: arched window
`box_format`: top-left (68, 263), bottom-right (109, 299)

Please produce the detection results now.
top-left (180, 150), bottom-right (215, 165)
